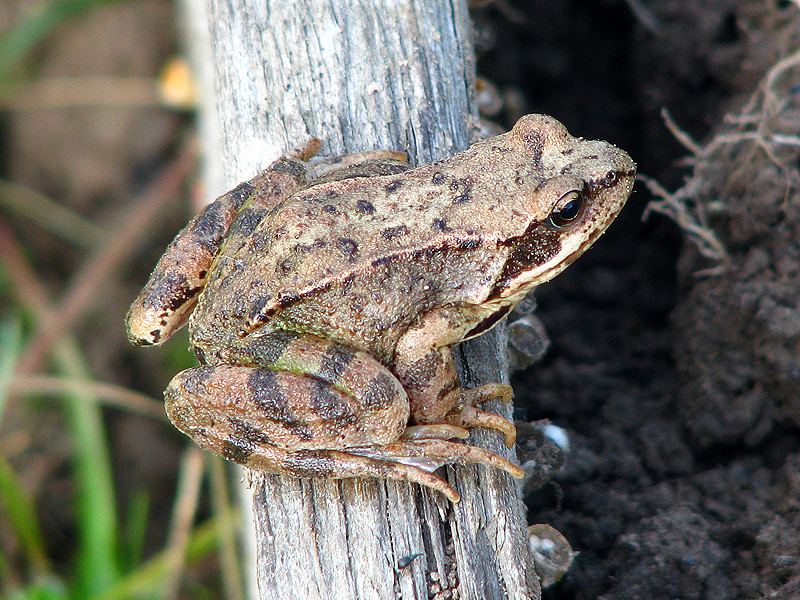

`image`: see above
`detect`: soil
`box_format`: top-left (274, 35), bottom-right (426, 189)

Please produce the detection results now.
top-left (3, 0), bottom-right (800, 598)
top-left (476, 1), bottom-right (800, 599)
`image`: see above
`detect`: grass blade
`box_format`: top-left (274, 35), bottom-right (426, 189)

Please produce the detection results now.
top-left (54, 339), bottom-right (120, 598)
top-left (0, 313), bottom-right (24, 427)
top-left (119, 489), bottom-right (150, 575)
top-left (91, 511), bottom-right (240, 600)
top-left (0, 456), bottom-right (50, 575)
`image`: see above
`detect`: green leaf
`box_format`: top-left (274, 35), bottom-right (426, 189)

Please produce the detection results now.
top-left (91, 512), bottom-right (240, 600)
top-left (8, 576), bottom-right (70, 600)
top-left (53, 340), bottom-right (120, 598)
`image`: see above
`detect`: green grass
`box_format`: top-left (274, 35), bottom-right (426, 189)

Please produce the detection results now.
top-left (0, 4), bottom-right (246, 596)
top-left (0, 312), bottom-right (231, 599)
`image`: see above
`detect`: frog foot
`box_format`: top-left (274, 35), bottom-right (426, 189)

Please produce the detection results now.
top-left (245, 445), bottom-right (468, 502)
top-left (165, 360), bottom-right (520, 502)
top-left (237, 442), bottom-right (522, 503)
top-left (443, 383), bottom-right (517, 447)
top-left (345, 438), bottom-right (525, 501)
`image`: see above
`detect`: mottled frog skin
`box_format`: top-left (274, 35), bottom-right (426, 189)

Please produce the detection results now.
top-left (127, 115), bottom-right (635, 501)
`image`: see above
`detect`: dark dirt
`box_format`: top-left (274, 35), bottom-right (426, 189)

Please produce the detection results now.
top-left (475, 1), bottom-right (800, 599)
top-left (4, 0), bottom-right (800, 598)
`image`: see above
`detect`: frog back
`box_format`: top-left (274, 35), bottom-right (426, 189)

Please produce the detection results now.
top-left (192, 154), bottom-right (532, 359)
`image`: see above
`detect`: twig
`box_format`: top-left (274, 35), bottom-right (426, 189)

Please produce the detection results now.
top-left (623, 0), bottom-right (661, 34)
top-left (209, 457), bottom-right (246, 600)
top-left (639, 174), bottom-right (728, 268)
top-left (660, 107), bottom-right (703, 156)
top-left (0, 221), bottom-right (55, 320)
top-left (0, 179), bottom-right (104, 248)
top-left (8, 374), bottom-right (166, 422)
top-left (649, 46), bottom-right (800, 273)
top-left (0, 215), bottom-right (123, 594)
top-left (161, 446), bottom-right (205, 600)
top-left (0, 76), bottom-right (160, 110)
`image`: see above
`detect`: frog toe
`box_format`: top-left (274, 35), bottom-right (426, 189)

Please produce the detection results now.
top-left (401, 423), bottom-right (470, 441)
top-left (445, 404), bottom-right (517, 447)
top-left (348, 438), bottom-right (524, 480)
top-left (250, 448), bottom-right (461, 502)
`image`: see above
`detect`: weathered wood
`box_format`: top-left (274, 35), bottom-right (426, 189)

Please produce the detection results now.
top-left (203, 1), bottom-right (540, 598)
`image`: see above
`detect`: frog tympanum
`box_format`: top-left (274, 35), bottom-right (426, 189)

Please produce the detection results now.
top-left (127, 115), bottom-right (635, 502)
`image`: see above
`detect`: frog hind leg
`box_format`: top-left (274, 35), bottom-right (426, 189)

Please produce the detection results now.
top-left (444, 383), bottom-right (517, 447)
top-left (163, 362), bottom-right (471, 499)
top-left (163, 331), bottom-right (521, 501)
top-left (253, 448), bottom-right (463, 502)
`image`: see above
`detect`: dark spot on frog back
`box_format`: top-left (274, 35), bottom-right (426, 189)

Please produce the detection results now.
top-left (318, 344), bottom-right (357, 383)
top-left (222, 417), bottom-right (274, 463)
top-left (220, 429), bottom-right (255, 463)
top-left (363, 372), bottom-right (402, 410)
top-left (449, 177), bottom-right (474, 204)
top-left (385, 179), bottom-right (403, 193)
top-left (278, 257), bottom-right (297, 275)
top-left (432, 218), bottom-right (452, 232)
top-left (371, 256), bottom-right (393, 269)
top-left (249, 370), bottom-right (290, 416)
top-left (521, 130), bottom-right (544, 164)
top-left (229, 205), bottom-right (267, 238)
top-left (236, 330), bottom-right (301, 366)
top-left (454, 186), bottom-right (472, 204)
top-left (218, 181), bottom-right (255, 214)
top-left (146, 271), bottom-right (202, 313)
top-left (382, 225), bottom-right (409, 240)
top-left (269, 157), bottom-right (308, 181)
top-left (456, 237), bottom-right (480, 251)
top-left (247, 370), bottom-right (313, 440)
top-left (293, 239), bottom-right (328, 255)
top-left (337, 238), bottom-right (359, 260)
top-left (193, 197), bottom-right (245, 253)
top-left (357, 199), bottom-right (375, 214)
top-left (310, 380), bottom-right (357, 426)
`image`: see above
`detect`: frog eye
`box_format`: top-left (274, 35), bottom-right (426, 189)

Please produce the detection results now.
top-left (546, 190), bottom-right (585, 230)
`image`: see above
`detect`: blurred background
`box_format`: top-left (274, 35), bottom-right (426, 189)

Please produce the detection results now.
top-left (2, 1), bottom-right (800, 599)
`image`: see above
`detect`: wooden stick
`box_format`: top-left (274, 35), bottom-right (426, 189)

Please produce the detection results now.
top-left (201, 2), bottom-right (539, 598)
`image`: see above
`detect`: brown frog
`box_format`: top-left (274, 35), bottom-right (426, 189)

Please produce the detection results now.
top-left (127, 114), bottom-right (635, 502)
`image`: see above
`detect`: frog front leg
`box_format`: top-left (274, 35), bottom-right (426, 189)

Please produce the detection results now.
top-left (165, 333), bottom-right (522, 502)
top-left (393, 317), bottom-right (518, 447)
top-left (126, 141), bottom-right (321, 346)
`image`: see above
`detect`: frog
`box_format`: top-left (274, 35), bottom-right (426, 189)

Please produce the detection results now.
top-left (126, 114), bottom-right (635, 502)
